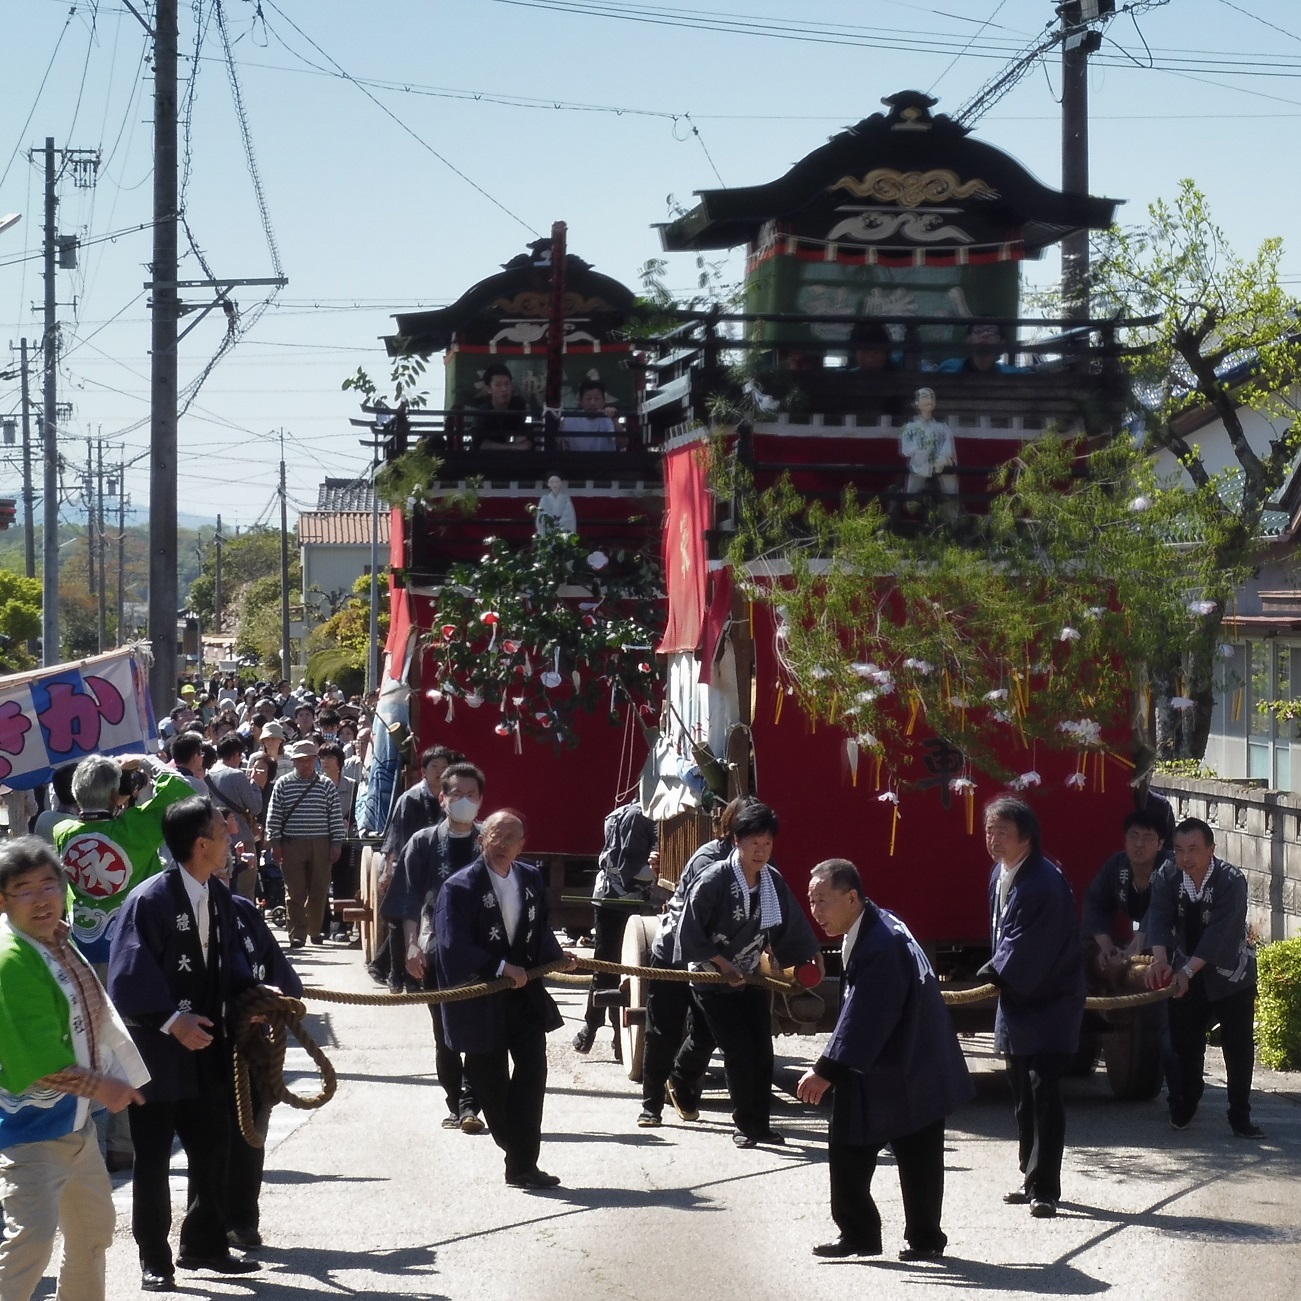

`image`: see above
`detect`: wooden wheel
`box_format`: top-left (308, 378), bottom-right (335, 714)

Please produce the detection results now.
top-left (1103, 1004), bottom-right (1165, 1101)
top-left (358, 846), bottom-right (379, 964)
top-left (618, 913), bottom-right (659, 1083)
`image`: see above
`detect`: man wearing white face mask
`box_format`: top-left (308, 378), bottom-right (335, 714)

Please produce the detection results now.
top-left (381, 762), bottom-right (486, 1132)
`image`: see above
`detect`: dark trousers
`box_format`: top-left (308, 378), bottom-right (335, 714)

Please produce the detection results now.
top-left (1006, 1052), bottom-right (1069, 1203)
top-left (1167, 979), bottom-right (1256, 1128)
top-left (424, 968), bottom-right (478, 1118)
top-left (829, 1117), bottom-right (947, 1253)
top-left (641, 959), bottom-right (716, 1112)
top-left (695, 984), bottom-right (773, 1136)
top-left (225, 1102), bottom-right (269, 1234)
top-left (584, 905), bottom-right (630, 1031)
top-left (128, 1085), bottom-right (231, 1272)
top-left (461, 992), bottom-right (549, 1179)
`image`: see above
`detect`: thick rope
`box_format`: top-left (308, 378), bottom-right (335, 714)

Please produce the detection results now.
top-left (298, 957), bottom-right (802, 1006)
top-left (232, 985), bottom-right (338, 1148)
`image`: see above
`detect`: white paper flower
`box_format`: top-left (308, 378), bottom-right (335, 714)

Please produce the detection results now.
top-left (1170, 695), bottom-right (1196, 710)
top-left (464, 693), bottom-right (483, 709)
top-left (991, 709), bottom-right (1014, 724)
top-left (1058, 718), bottom-right (1102, 746)
top-left (541, 671), bottom-right (562, 689)
top-left (1059, 627), bottom-right (1081, 642)
top-left (850, 661), bottom-right (878, 678)
top-left (810, 665), bottom-right (831, 680)
top-left (857, 690), bottom-right (878, 705)
top-left (1066, 772), bottom-right (1088, 789)
top-left (984, 688), bottom-right (1009, 701)
top-left (870, 670), bottom-right (895, 693)
top-left (1187, 600), bottom-right (1217, 617)
top-left (903, 658), bottom-right (935, 675)
top-left (587, 551), bottom-right (609, 570)
top-left (1129, 495), bottom-right (1151, 512)
top-left (948, 696), bottom-right (969, 709)
top-left (1219, 644), bottom-right (1237, 660)
top-left (855, 732), bottom-right (878, 749)
top-left (1083, 606), bottom-right (1106, 620)
top-left (877, 791), bottom-right (899, 805)
top-left (1012, 771), bottom-right (1042, 790)
top-left (949, 777), bottom-right (976, 793)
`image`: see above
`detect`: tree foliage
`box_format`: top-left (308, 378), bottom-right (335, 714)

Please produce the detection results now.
top-left (305, 572), bottom-right (389, 697)
top-left (1091, 180), bottom-right (1301, 758)
top-left (727, 433), bottom-right (1199, 779)
top-left (0, 571), bottom-right (41, 672)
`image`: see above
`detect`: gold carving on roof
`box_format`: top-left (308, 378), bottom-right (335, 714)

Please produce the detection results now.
top-left (829, 168), bottom-right (998, 207)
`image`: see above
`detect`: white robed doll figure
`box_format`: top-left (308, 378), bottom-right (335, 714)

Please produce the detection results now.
top-left (536, 475), bottom-right (577, 536)
top-left (898, 387), bottom-right (958, 512)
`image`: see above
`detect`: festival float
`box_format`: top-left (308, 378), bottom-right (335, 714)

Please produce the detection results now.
top-left (358, 91), bottom-right (1163, 1098)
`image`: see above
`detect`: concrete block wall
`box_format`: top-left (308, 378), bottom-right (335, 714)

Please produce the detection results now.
top-left (1154, 776), bottom-right (1301, 943)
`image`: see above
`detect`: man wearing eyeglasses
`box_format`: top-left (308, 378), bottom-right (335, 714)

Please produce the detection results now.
top-left (0, 837), bottom-right (149, 1301)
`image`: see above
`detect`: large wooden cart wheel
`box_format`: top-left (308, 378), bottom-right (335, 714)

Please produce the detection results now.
top-left (618, 914), bottom-right (660, 1084)
top-left (358, 846), bottom-right (379, 964)
top-left (1103, 1003), bottom-right (1165, 1101)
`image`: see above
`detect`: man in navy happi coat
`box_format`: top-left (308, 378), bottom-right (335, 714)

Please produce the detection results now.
top-left (434, 811), bottom-right (574, 1189)
top-left (799, 859), bottom-right (973, 1261)
top-left (108, 796), bottom-right (258, 1290)
top-left (977, 796), bottom-right (1084, 1219)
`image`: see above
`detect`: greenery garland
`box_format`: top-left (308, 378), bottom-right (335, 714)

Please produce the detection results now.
top-left (422, 528), bottom-right (663, 745)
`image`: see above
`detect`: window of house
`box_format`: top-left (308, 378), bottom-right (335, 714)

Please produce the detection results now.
top-left (1240, 639), bottom-right (1297, 787)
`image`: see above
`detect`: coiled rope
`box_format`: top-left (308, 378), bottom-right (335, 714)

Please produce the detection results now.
top-left (232, 985), bottom-right (339, 1149)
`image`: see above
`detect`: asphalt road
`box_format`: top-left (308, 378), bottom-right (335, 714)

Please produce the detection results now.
top-left (95, 940), bottom-right (1301, 1300)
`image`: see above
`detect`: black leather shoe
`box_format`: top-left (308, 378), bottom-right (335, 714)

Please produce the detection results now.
top-left (899, 1244), bottom-right (946, 1261)
top-left (176, 1253), bottom-right (261, 1274)
top-left (1029, 1197), bottom-right (1058, 1218)
top-left (228, 1227), bottom-right (263, 1251)
top-left (813, 1239), bottom-right (880, 1258)
top-left (1003, 1188), bottom-right (1031, 1204)
top-left (288, 938), bottom-right (306, 950)
top-left (1232, 1122), bottom-right (1265, 1139)
top-left (732, 1130), bottom-right (757, 1148)
top-left (140, 1269), bottom-right (175, 1292)
top-left (505, 1168), bottom-right (562, 1189)
top-left (755, 1129), bottom-right (786, 1146)
top-left (572, 1023), bottom-right (597, 1054)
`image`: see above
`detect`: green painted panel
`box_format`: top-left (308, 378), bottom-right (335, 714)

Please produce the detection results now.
top-left (744, 253), bottom-right (1020, 355)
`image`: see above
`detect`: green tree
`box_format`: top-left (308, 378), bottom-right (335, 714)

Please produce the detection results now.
top-left (305, 572), bottom-right (390, 697)
top-left (0, 571), bottom-right (41, 672)
top-left (1090, 180), bottom-right (1301, 758)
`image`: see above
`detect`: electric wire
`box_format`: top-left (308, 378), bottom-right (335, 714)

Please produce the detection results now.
top-left (0, 6), bottom-right (76, 193)
top-left (257, 0), bottom-right (540, 237)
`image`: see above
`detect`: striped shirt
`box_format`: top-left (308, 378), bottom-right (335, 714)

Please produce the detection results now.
top-left (265, 772), bottom-right (345, 845)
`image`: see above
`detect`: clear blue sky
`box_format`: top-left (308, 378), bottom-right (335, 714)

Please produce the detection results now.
top-left (1, 0), bottom-right (1297, 531)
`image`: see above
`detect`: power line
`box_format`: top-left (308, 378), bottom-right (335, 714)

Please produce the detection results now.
top-left (0, 6), bottom-right (76, 192)
top-left (928, 0), bottom-right (1009, 94)
top-left (1215, 0), bottom-right (1301, 48)
top-left (257, 0), bottom-right (540, 237)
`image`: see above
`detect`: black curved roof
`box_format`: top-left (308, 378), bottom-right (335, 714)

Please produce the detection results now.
top-left (659, 91), bottom-right (1120, 255)
top-left (387, 238), bottom-right (637, 356)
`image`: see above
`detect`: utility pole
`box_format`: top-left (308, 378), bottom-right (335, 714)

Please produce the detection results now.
top-left (33, 137), bottom-right (99, 666)
top-left (1059, 1), bottom-right (1106, 320)
top-left (149, 0), bottom-right (179, 713)
top-left (116, 458), bottom-right (127, 646)
top-left (85, 438), bottom-right (96, 598)
top-left (96, 438), bottom-right (107, 652)
top-left (41, 138), bottom-right (59, 666)
top-left (278, 432), bottom-right (291, 685)
top-left (367, 447), bottom-right (380, 694)
top-left (18, 340), bottom-right (35, 583)
top-left (214, 513), bottom-right (223, 633)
